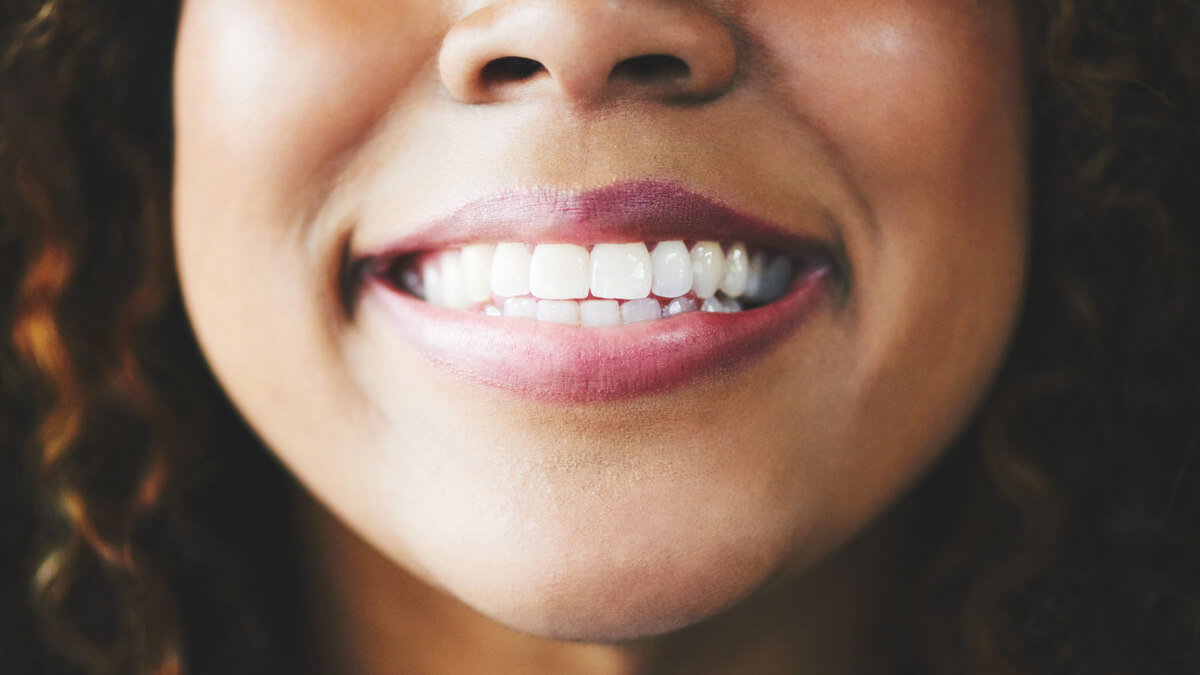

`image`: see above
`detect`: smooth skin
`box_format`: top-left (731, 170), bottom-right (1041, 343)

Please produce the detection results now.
top-left (173, 1), bottom-right (1028, 673)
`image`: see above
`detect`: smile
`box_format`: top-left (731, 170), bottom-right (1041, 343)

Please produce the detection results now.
top-left (355, 180), bottom-right (842, 400)
top-left (382, 239), bottom-right (799, 325)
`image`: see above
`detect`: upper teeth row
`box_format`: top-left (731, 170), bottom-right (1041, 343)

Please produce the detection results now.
top-left (404, 241), bottom-right (794, 309)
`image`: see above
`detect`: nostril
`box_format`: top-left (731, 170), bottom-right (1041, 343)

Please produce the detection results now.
top-left (610, 54), bottom-right (690, 85)
top-left (440, 2), bottom-right (736, 104)
top-left (481, 56), bottom-right (546, 84)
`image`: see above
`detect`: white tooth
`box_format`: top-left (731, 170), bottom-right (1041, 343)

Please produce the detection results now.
top-left (536, 300), bottom-right (580, 326)
top-left (620, 298), bottom-right (661, 324)
top-left (503, 296), bottom-right (538, 319)
top-left (723, 297), bottom-right (743, 313)
top-left (460, 244), bottom-right (495, 303)
top-left (743, 251), bottom-right (767, 300)
top-left (580, 299), bottom-right (622, 326)
top-left (701, 297), bottom-right (724, 313)
top-left (719, 243), bottom-right (749, 297)
top-left (484, 305), bottom-right (503, 317)
top-left (590, 243), bottom-right (652, 300)
top-left (664, 297), bottom-right (697, 317)
top-left (690, 241), bottom-right (725, 299)
top-left (491, 243), bottom-right (532, 297)
top-left (758, 256), bottom-right (794, 303)
top-left (422, 258), bottom-right (444, 306)
top-left (530, 244), bottom-right (590, 300)
top-left (439, 252), bottom-right (470, 310)
top-left (650, 241), bottom-right (692, 298)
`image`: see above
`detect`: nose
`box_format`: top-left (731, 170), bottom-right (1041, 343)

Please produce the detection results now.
top-left (438, 0), bottom-right (737, 105)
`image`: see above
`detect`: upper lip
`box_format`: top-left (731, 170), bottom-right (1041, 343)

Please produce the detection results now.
top-left (352, 179), bottom-right (843, 271)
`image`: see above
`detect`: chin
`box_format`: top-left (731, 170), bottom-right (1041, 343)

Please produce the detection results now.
top-left (384, 483), bottom-right (795, 643)
top-left (448, 542), bottom-right (775, 642)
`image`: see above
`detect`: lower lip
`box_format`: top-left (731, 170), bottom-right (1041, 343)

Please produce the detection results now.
top-left (364, 270), bottom-right (831, 402)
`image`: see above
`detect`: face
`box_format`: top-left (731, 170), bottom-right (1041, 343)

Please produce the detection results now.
top-left (174, 0), bottom-right (1027, 641)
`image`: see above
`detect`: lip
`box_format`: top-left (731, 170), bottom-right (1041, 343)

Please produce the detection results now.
top-left (355, 180), bottom-right (840, 402)
top-left (354, 180), bottom-right (836, 263)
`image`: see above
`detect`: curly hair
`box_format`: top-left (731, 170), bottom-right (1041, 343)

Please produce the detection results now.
top-left (1, 2), bottom-right (300, 673)
top-left (1, 0), bottom-right (1198, 673)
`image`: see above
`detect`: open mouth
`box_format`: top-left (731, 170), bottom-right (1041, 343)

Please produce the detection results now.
top-left (354, 180), bottom-right (841, 401)
top-left (372, 239), bottom-right (808, 326)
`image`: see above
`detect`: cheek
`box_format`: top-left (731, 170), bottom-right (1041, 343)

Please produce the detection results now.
top-left (172, 0), bottom-right (444, 404)
top-left (754, 2), bottom-right (1029, 304)
top-left (750, 0), bottom-right (1029, 479)
top-left (751, 1), bottom-right (1026, 202)
top-left (174, 0), bottom-right (442, 221)
top-left (171, 0), bottom-right (448, 479)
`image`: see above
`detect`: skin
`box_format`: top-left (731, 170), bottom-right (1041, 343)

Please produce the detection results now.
top-left (173, 0), bottom-right (1028, 672)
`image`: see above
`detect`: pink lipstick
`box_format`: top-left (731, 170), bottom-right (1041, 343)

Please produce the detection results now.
top-left (355, 180), bottom-right (841, 401)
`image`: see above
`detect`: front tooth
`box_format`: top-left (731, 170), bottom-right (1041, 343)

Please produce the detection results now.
top-left (439, 252), bottom-right (470, 310)
top-left (580, 299), bottom-right (622, 326)
top-left (460, 244), bottom-right (495, 303)
top-left (690, 241), bottom-right (725, 299)
top-left (743, 251), bottom-right (767, 300)
top-left (536, 300), bottom-right (580, 325)
top-left (503, 296), bottom-right (538, 319)
top-left (421, 259), bottom-right (443, 305)
top-left (620, 298), bottom-right (661, 324)
top-left (650, 241), bottom-right (693, 298)
top-left (664, 297), bottom-right (697, 317)
top-left (491, 243), bottom-right (532, 297)
top-left (701, 297), bottom-right (724, 313)
top-left (590, 243), bottom-right (652, 299)
top-left (719, 243), bottom-right (748, 297)
top-left (530, 244), bottom-right (590, 300)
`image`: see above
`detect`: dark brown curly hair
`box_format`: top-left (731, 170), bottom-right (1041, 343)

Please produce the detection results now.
top-left (2, 1), bottom-right (1198, 673)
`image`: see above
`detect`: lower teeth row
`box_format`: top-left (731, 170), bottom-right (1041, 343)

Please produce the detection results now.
top-left (477, 292), bottom-right (747, 327)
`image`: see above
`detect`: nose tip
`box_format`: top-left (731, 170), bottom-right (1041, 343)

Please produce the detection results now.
top-left (438, 0), bottom-right (737, 105)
